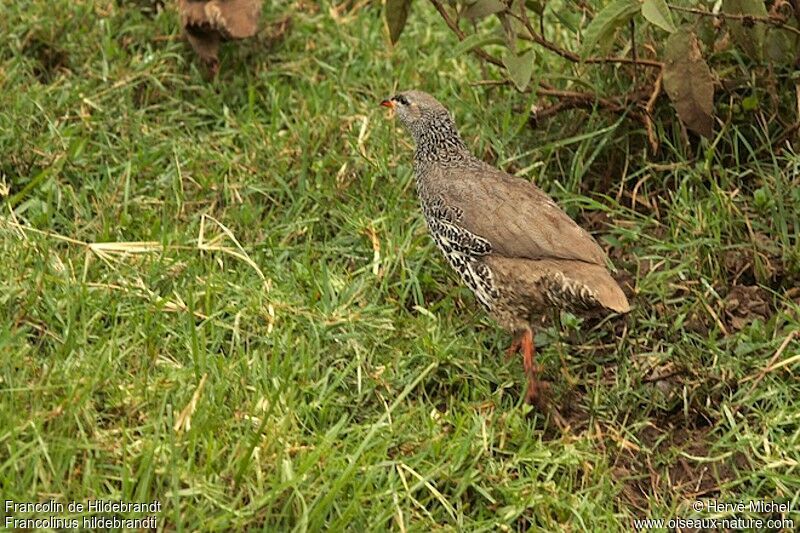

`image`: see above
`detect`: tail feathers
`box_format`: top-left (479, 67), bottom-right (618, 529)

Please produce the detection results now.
top-left (488, 256), bottom-right (631, 314)
top-left (548, 260), bottom-right (630, 313)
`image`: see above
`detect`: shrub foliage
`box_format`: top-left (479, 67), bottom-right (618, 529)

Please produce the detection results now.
top-left (386, 0), bottom-right (800, 151)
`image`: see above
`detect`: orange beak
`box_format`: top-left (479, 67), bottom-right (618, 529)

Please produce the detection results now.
top-left (380, 100), bottom-right (395, 109)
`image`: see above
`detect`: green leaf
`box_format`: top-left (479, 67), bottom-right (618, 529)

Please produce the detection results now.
top-left (742, 94), bottom-right (759, 112)
top-left (765, 29), bottom-right (798, 66)
top-left (580, 0), bottom-right (640, 57)
top-left (695, 15), bottom-right (717, 48)
top-left (663, 30), bottom-right (715, 137)
top-left (385, 0), bottom-right (413, 45)
top-left (453, 32), bottom-right (505, 56)
top-left (502, 49), bottom-right (536, 91)
top-left (463, 0), bottom-right (506, 20)
top-left (722, 0), bottom-right (768, 60)
top-left (753, 186), bottom-right (771, 209)
top-left (525, 0), bottom-right (546, 15)
top-left (641, 0), bottom-right (676, 33)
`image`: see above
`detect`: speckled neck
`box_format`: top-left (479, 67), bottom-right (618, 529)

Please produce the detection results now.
top-left (410, 111), bottom-right (470, 169)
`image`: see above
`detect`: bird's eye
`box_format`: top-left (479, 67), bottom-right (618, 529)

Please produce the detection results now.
top-left (393, 95), bottom-right (410, 106)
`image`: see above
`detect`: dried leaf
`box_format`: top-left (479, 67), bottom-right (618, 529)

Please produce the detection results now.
top-left (502, 48), bottom-right (535, 91)
top-left (663, 30), bottom-right (715, 137)
top-left (463, 0), bottom-right (506, 20)
top-left (581, 0), bottom-right (641, 57)
top-left (641, 0), bottom-right (676, 33)
top-left (385, 0), bottom-right (413, 45)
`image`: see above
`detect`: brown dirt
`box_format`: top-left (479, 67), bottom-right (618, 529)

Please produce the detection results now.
top-left (722, 236), bottom-right (797, 290)
top-left (613, 424), bottom-right (749, 516)
top-left (578, 211), bottom-right (612, 233)
top-left (23, 38), bottom-right (69, 84)
top-left (722, 285), bottom-right (772, 332)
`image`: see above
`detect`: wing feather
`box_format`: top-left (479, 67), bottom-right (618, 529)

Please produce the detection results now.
top-left (428, 163), bottom-right (609, 266)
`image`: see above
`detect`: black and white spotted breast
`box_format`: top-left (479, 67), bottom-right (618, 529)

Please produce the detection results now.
top-left (420, 195), bottom-right (499, 309)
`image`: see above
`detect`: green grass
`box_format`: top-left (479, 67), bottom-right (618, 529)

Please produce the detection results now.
top-left (1, 1), bottom-right (799, 530)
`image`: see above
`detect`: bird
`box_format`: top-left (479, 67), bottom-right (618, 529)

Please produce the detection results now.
top-left (380, 90), bottom-right (630, 407)
top-left (177, 0), bottom-right (263, 76)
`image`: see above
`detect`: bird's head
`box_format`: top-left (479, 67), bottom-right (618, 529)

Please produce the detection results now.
top-left (380, 90), bottom-right (456, 143)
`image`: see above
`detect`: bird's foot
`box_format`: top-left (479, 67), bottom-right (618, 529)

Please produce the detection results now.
top-left (205, 58), bottom-right (220, 79)
top-left (524, 378), bottom-right (551, 410)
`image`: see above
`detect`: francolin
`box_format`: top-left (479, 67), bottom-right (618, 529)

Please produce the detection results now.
top-left (178, 0), bottom-right (262, 76)
top-left (381, 90), bottom-right (630, 406)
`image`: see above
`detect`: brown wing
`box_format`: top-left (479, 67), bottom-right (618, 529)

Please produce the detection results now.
top-left (432, 163), bottom-right (609, 266)
top-left (178, 0), bottom-right (262, 39)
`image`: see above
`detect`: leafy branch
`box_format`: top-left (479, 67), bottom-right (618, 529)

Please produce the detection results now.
top-left (426, 0), bottom-right (661, 142)
top-left (667, 3), bottom-right (800, 36)
top-left (426, 0), bottom-right (504, 68)
top-left (507, 3), bottom-right (663, 68)
top-left (386, 0), bottom-right (800, 149)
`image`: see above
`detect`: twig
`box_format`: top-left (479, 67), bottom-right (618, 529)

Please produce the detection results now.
top-left (511, 7), bottom-right (663, 68)
top-left (427, 0), bottom-right (504, 68)
top-left (530, 91), bottom-right (649, 124)
top-left (433, 0), bottom-right (657, 125)
top-left (530, 100), bottom-right (577, 122)
top-left (474, 78), bottom-right (651, 122)
top-left (530, 98), bottom-right (630, 124)
top-left (668, 4), bottom-right (800, 37)
top-left (512, 5), bottom-right (581, 62)
top-left (630, 19), bottom-right (638, 84)
top-left (643, 70), bottom-right (663, 153)
top-left (539, 8), bottom-right (544, 36)
top-left (585, 56), bottom-right (662, 68)
top-left (538, 87), bottom-right (625, 109)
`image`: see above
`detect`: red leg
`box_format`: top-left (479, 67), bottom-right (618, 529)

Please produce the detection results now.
top-left (521, 328), bottom-right (548, 406)
top-left (203, 57), bottom-right (219, 81)
top-left (507, 329), bottom-right (546, 406)
top-left (207, 59), bottom-right (220, 78)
